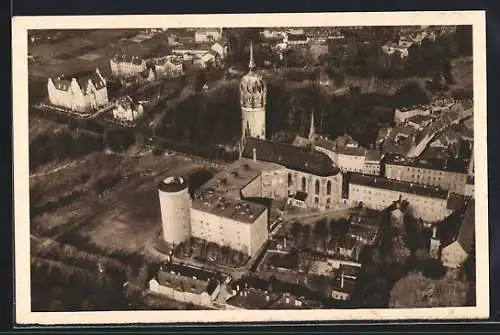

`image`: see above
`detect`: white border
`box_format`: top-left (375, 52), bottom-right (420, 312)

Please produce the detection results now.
top-left (12, 11), bottom-right (489, 325)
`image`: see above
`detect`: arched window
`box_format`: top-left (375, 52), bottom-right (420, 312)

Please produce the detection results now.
top-left (326, 198), bottom-right (331, 209)
top-left (315, 180), bottom-right (320, 195)
top-left (327, 180), bottom-right (332, 195)
top-left (288, 173), bottom-right (293, 187)
top-left (301, 177), bottom-right (307, 192)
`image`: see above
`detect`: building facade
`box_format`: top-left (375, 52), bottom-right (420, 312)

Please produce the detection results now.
top-left (148, 262), bottom-right (222, 308)
top-left (195, 28), bottom-right (222, 43)
top-left (110, 55), bottom-right (147, 78)
top-left (158, 177), bottom-right (192, 246)
top-left (190, 198), bottom-right (268, 256)
top-left (384, 155), bottom-right (468, 195)
top-left (47, 68), bottom-right (108, 113)
top-left (348, 174), bottom-right (452, 222)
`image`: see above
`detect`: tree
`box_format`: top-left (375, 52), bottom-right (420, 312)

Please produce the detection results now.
top-left (313, 218), bottom-right (329, 252)
top-left (291, 221), bottom-right (303, 244)
top-left (103, 126), bottom-right (135, 153)
top-left (389, 270), bottom-right (469, 308)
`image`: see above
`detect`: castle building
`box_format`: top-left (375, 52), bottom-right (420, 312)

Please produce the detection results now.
top-left (240, 42), bottom-right (267, 142)
top-left (47, 68), bottom-right (108, 113)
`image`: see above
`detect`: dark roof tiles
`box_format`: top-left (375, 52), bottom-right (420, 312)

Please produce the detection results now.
top-left (243, 138), bottom-right (340, 177)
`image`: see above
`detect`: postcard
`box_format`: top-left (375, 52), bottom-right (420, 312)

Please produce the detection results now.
top-left (12, 11), bottom-right (488, 325)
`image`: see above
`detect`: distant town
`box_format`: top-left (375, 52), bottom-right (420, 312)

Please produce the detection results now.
top-left (28, 25), bottom-right (475, 311)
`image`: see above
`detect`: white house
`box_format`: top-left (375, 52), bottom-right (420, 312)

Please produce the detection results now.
top-left (112, 95), bottom-right (144, 123)
top-left (47, 68), bottom-right (108, 113)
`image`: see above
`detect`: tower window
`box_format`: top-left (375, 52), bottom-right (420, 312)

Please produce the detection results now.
top-left (327, 180), bottom-right (332, 195)
top-left (315, 180), bottom-right (320, 195)
top-left (288, 173), bottom-right (293, 187)
top-left (301, 177), bottom-right (307, 192)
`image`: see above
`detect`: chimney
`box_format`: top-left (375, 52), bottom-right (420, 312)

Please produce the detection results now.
top-left (252, 147), bottom-right (257, 162)
top-left (432, 225), bottom-right (437, 239)
top-left (340, 272), bottom-right (345, 289)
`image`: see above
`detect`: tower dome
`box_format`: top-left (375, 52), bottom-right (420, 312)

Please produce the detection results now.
top-left (240, 41), bottom-right (267, 140)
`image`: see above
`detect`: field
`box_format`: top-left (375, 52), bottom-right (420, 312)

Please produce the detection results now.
top-left (28, 29), bottom-right (169, 81)
top-left (30, 150), bottom-right (220, 258)
top-left (29, 117), bottom-right (67, 141)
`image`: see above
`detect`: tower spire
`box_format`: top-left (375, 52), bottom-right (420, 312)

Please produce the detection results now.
top-left (248, 41), bottom-right (255, 72)
top-left (309, 110), bottom-right (315, 139)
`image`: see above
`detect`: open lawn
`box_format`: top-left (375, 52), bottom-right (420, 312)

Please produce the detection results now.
top-left (30, 150), bottom-right (221, 257)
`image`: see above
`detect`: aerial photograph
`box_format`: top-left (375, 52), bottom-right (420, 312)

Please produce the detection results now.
top-left (27, 25), bottom-right (476, 312)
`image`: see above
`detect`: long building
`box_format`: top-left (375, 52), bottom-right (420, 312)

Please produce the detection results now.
top-left (110, 54), bottom-right (147, 78)
top-left (347, 173), bottom-right (452, 222)
top-left (384, 154), bottom-right (469, 195)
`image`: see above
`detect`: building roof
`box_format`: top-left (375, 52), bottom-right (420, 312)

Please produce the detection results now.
top-left (51, 69), bottom-right (106, 94)
top-left (407, 114), bottom-right (432, 125)
top-left (242, 138), bottom-right (340, 177)
top-left (339, 263), bottom-right (362, 278)
top-left (446, 193), bottom-right (468, 211)
top-left (197, 160), bottom-right (262, 200)
top-left (314, 137), bottom-right (367, 157)
top-left (365, 150), bottom-right (383, 163)
top-left (158, 176), bottom-right (188, 193)
top-left (457, 199), bottom-right (475, 254)
top-left (196, 28), bottom-right (221, 34)
top-left (331, 275), bottom-right (357, 296)
top-left (384, 153), bottom-right (468, 174)
top-left (348, 173), bottom-right (449, 199)
top-left (191, 190), bottom-right (267, 224)
top-left (157, 262), bottom-right (221, 295)
top-left (287, 33), bottom-right (308, 41)
top-left (112, 54), bottom-right (145, 65)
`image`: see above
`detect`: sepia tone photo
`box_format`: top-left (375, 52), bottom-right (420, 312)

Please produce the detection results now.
top-left (12, 12), bottom-right (488, 324)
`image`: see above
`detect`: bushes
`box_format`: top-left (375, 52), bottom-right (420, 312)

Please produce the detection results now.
top-left (29, 128), bottom-right (104, 171)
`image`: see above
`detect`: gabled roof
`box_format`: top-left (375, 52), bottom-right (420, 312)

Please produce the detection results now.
top-left (242, 137), bottom-right (340, 177)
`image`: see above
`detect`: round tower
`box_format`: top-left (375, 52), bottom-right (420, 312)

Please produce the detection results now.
top-left (158, 176), bottom-right (191, 245)
top-left (240, 41), bottom-right (267, 141)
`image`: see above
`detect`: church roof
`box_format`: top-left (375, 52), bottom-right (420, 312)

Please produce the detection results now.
top-left (242, 137), bottom-right (340, 177)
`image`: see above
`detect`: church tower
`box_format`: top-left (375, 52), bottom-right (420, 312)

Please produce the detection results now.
top-left (240, 41), bottom-right (267, 142)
